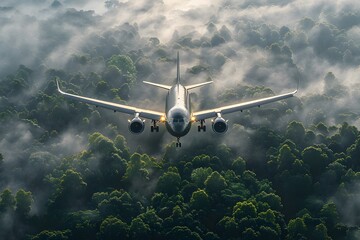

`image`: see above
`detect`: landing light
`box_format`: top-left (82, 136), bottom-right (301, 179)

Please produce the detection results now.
top-left (191, 116), bottom-right (196, 122)
top-left (160, 116), bottom-right (166, 122)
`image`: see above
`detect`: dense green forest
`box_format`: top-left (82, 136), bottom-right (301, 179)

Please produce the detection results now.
top-left (1, 0), bottom-right (360, 239)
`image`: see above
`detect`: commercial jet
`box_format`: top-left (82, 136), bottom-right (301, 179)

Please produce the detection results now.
top-left (57, 52), bottom-right (298, 147)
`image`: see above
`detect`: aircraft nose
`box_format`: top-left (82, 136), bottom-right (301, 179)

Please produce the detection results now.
top-left (173, 122), bottom-right (185, 132)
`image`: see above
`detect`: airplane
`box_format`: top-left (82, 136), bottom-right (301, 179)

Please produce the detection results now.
top-left (56, 52), bottom-right (298, 147)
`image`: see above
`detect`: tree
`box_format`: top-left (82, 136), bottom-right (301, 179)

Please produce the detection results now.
top-left (302, 146), bottom-right (329, 177)
top-left (60, 169), bottom-right (87, 195)
top-left (347, 137), bottom-right (360, 170)
top-left (278, 144), bottom-right (297, 171)
top-left (216, 216), bottom-right (238, 239)
top-left (15, 189), bottom-right (33, 218)
top-left (190, 189), bottom-right (210, 210)
top-left (255, 192), bottom-right (283, 211)
top-left (287, 217), bottom-right (307, 239)
top-left (285, 121), bottom-right (306, 146)
top-left (0, 189), bottom-right (15, 212)
top-left (98, 191), bottom-right (142, 222)
top-left (114, 134), bottom-right (130, 157)
top-left (107, 55), bottom-right (137, 84)
top-left (88, 132), bottom-right (116, 156)
top-left (31, 230), bottom-right (71, 240)
top-left (166, 226), bottom-right (201, 240)
top-left (50, 169), bottom-right (87, 211)
top-left (124, 153), bottom-right (149, 181)
top-left (98, 216), bottom-right (129, 240)
top-left (130, 217), bottom-right (150, 240)
top-left (157, 170), bottom-right (181, 195)
top-left (204, 171), bottom-right (227, 194)
top-left (242, 228), bottom-right (259, 240)
top-left (138, 209), bottom-right (163, 239)
top-left (233, 201), bottom-right (257, 220)
top-left (191, 167), bottom-right (213, 188)
top-left (337, 122), bottom-right (358, 151)
top-left (311, 223), bottom-right (331, 240)
top-left (320, 202), bottom-right (339, 228)
top-left (231, 157), bottom-right (246, 175)
top-left (99, 153), bottom-right (127, 187)
top-left (259, 226), bottom-right (279, 240)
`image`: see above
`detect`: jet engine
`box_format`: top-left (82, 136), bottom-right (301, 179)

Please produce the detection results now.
top-left (212, 116), bottom-right (228, 133)
top-left (128, 117), bottom-right (145, 134)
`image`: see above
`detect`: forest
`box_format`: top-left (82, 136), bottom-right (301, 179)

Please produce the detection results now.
top-left (1, 0), bottom-right (360, 239)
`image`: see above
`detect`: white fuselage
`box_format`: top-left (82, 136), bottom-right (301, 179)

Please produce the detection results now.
top-left (165, 84), bottom-right (192, 137)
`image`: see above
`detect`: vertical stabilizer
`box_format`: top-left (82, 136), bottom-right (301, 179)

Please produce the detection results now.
top-left (176, 52), bottom-right (180, 85)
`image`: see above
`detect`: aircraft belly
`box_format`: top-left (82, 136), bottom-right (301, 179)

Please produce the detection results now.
top-left (165, 122), bottom-right (191, 137)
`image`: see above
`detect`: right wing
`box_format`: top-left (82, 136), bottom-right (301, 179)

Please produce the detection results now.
top-left (193, 89), bottom-right (297, 121)
top-left (56, 80), bottom-right (165, 120)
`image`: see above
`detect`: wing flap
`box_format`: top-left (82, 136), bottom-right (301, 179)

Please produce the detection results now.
top-left (193, 90), bottom-right (297, 120)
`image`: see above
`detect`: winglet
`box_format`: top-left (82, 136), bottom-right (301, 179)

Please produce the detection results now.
top-left (56, 79), bottom-right (62, 93)
top-left (292, 78), bottom-right (300, 94)
top-left (296, 77), bottom-right (300, 94)
top-left (176, 51), bottom-right (180, 85)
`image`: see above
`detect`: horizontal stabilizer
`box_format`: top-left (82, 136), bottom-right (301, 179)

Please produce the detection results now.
top-left (185, 81), bottom-right (213, 90)
top-left (143, 81), bottom-right (172, 90)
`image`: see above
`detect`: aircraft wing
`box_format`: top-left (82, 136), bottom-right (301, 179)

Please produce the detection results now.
top-left (193, 90), bottom-right (297, 121)
top-left (56, 80), bottom-right (165, 120)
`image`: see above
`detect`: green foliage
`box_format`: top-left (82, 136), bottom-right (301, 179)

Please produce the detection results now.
top-left (233, 201), bottom-right (258, 220)
top-left (191, 167), bottom-right (213, 188)
top-left (15, 189), bottom-right (33, 217)
top-left (320, 202), bottom-right (339, 227)
top-left (302, 146), bottom-right (329, 177)
top-left (2, 12), bottom-right (360, 240)
top-left (0, 189), bottom-right (15, 212)
top-left (204, 171), bottom-right (227, 194)
top-left (231, 157), bottom-right (246, 175)
top-left (190, 189), bottom-right (210, 210)
top-left (89, 132), bottom-right (117, 155)
top-left (166, 226), bottom-right (201, 240)
top-left (287, 217), bottom-right (307, 239)
top-left (107, 55), bottom-right (137, 84)
top-left (130, 217), bottom-right (150, 239)
top-left (98, 216), bottom-right (129, 240)
top-left (286, 121), bottom-right (306, 146)
top-left (31, 230), bottom-right (71, 240)
top-left (157, 170), bottom-right (181, 195)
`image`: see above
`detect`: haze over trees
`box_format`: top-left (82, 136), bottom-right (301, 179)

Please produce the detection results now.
top-left (0, 0), bottom-right (360, 239)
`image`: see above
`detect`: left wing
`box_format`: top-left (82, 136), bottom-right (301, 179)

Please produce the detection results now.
top-left (193, 89), bottom-right (297, 121)
top-left (56, 80), bottom-right (165, 120)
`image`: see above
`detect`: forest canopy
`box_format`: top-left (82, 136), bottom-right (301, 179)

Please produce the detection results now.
top-left (0, 0), bottom-right (360, 239)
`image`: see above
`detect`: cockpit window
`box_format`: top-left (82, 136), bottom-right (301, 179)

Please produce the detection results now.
top-left (172, 118), bottom-right (185, 123)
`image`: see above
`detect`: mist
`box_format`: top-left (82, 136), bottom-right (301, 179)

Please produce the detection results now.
top-left (1, 0), bottom-right (360, 238)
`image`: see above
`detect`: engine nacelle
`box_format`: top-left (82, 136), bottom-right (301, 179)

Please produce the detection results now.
top-left (212, 117), bottom-right (228, 133)
top-left (128, 117), bottom-right (145, 134)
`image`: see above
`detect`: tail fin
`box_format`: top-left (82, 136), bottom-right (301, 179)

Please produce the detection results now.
top-left (176, 51), bottom-right (180, 85)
